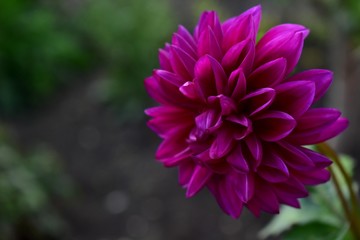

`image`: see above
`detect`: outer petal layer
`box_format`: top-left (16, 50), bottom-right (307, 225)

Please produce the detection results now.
top-left (255, 24), bottom-right (309, 75)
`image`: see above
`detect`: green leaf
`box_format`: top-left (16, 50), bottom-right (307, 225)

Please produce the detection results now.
top-left (283, 221), bottom-right (344, 240)
top-left (259, 202), bottom-right (340, 239)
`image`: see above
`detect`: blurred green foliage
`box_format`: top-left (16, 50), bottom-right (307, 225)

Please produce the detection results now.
top-left (0, 128), bottom-right (73, 239)
top-left (0, 0), bottom-right (89, 115)
top-left (0, 0), bottom-right (175, 118)
top-left (341, 0), bottom-right (360, 44)
top-left (75, 0), bottom-right (175, 118)
top-left (312, 0), bottom-right (360, 44)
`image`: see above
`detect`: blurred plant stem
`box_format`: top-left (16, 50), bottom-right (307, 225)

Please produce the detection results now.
top-left (316, 142), bottom-right (360, 239)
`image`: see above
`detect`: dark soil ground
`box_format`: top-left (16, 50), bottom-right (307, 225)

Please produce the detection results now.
top-left (7, 74), bottom-right (270, 240)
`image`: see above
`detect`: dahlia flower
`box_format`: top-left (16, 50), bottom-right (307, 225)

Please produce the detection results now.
top-left (145, 5), bottom-right (348, 218)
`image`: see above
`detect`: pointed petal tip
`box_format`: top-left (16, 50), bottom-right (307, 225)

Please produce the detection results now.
top-left (185, 188), bottom-right (196, 198)
top-left (248, 207), bottom-right (261, 218)
top-left (327, 116), bottom-right (350, 136)
top-left (251, 4), bottom-right (262, 13)
top-left (254, 111), bottom-right (296, 141)
top-left (341, 117), bottom-right (350, 128)
top-left (321, 69), bottom-right (334, 77)
top-left (244, 5), bottom-right (262, 19)
top-left (185, 165), bottom-right (212, 198)
top-left (229, 211), bottom-right (241, 219)
top-left (144, 108), bottom-right (152, 116)
top-left (295, 26), bottom-right (310, 39)
top-left (287, 116), bottom-right (349, 145)
top-left (284, 23), bottom-right (309, 34)
top-left (177, 24), bottom-right (185, 31)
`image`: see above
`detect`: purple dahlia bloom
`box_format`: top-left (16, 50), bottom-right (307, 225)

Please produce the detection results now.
top-left (144, 5), bottom-right (348, 218)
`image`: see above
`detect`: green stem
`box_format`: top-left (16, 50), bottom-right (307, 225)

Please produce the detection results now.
top-left (315, 142), bottom-right (360, 239)
top-left (328, 166), bottom-right (360, 239)
top-left (316, 143), bottom-right (359, 212)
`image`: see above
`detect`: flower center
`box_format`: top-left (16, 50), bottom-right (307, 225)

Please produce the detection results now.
top-left (187, 94), bottom-right (253, 163)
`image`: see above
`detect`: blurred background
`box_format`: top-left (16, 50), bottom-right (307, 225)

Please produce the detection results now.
top-left (0, 0), bottom-right (359, 239)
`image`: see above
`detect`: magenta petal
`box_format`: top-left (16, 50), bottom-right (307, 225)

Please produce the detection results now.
top-left (222, 40), bottom-right (247, 69)
top-left (145, 76), bottom-right (184, 106)
top-left (226, 114), bottom-right (249, 126)
top-left (208, 177), bottom-right (243, 218)
top-left (228, 67), bottom-right (246, 101)
top-left (276, 141), bottom-right (315, 170)
top-left (144, 76), bottom-right (166, 104)
top-left (194, 55), bottom-right (226, 97)
top-left (287, 117), bottom-right (349, 145)
top-left (295, 169), bottom-right (331, 185)
top-left (171, 46), bottom-right (196, 79)
top-left (296, 108), bottom-right (341, 131)
top-left (244, 134), bottom-right (263, 163)
top-left (287, 69), bottom-right (332, 102)
top-left (222, 5), bottom-right (261, 50)
top-left (176, 25), bottom-right (197, 49)
top-left (272, 177), bottom-right (307, 207)
top-left (156, 138), bottom-right (191, 167)
top-left (250, 180), bottom-right (280, 214)
top-left (194, 11), bottom-right (210, 39)
top-left (194, 149), bottom-right (211, 162)
top-left (178, 161), bottom-right (195, 186)
top-left (195, 11), bottom-right (223, 43)
top-left (254, 111), bottom-right (296, 141)
top-left (195, 109), bottom-right (222, 132)
top-left (235, 172), bottom-right (255, 202)
top-left (208, 57), bottom-right (227, 94)
top-left (186, 165), bottom-right (212, 197)
top-left (222, 39), bottom-right (255, 75)
top-left (273, 189), bottom-right (301, 208)
top-left (273, 80), bottom-right (315, 118)
top-left (153, 73), bottom-right (186, 100)
top-left (145, 106), bottom-right (194, 135)
top-left (257, 24), bottom-right (309, 50)
top-left (240, 42), bottom-right (255, 76)
top-left (222, 5), bottom-right (261, 34)
top-left (172, 33), bottom-right (197, 59)
top-left (144, 106), bottom-right (168, 117)
top-left (198, 27), bottom-right (223, 60)
top-left (255, 24), bottom-right (309, 75)
top-left (302, 148), bottom-right (332, 169)
top-left (154, 69), bottom-right (184, 87)
top-left (179, 81), bottom-right (201, 100)
top-left (218, 95), bottom-right (237, 115)
top-left (169, 48), bottom-right (191, 80)
top-left (153, 72), bottom-right (198, 108)
top-left (245, 198), bottom-right (261, 217)
top-left (210, 129), bottom-right (234, 159)
top-left (194, 57), bottom-right (216, 98)
top-left (206, 160), bottom-right (232, 174)
top-left (274, 176), bottom-right (308, 198)
top-left (221, 177), bottom-right (244, 218)
top-left (158, 48), bottom-right (173, 71)
top-left (258, 150), bottom-right (289, 183)
top-left (248, 57), bottom-right (287, 89)
top-left (146, 106), bottom-right (193, 137)
top-left (241, 88), bottom-right (275, 116)
top-left (179, 82), bottom-right (196, 99)
top-left (226, 115), bottom-right (252, 140)
top-left (222, 14), bottom-right (256, 51)
top-left (227, 144), bottom-right (249, 173)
